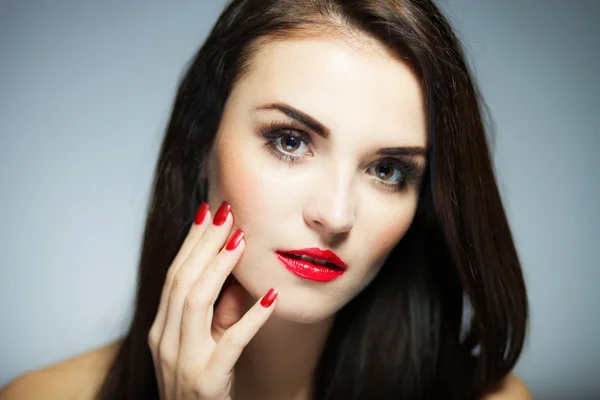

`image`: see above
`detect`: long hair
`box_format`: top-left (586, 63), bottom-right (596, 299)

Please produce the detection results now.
top-left (97, 1), bottom-right (528, 399)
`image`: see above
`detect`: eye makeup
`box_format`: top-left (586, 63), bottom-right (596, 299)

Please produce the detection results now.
top-left (261, 121), bottom-right (312, 164)
top-left (367, 158), bottom-right (423, 192)
top-left (259, 120), bottom-right (425, 192)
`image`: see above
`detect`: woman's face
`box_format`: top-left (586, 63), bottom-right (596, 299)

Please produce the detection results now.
top-left (206, 34), bottom-right (427, 323)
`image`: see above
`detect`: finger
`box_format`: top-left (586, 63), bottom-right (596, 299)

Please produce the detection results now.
top-left (148, 203), bottom-right (212, 396)
top-left (172, 203), bottom-right (213, 273)
top-left (211, 288), bottom-right (278, 374)
top-left (150, 202), bottom-right (212, 342)
top-left (179, 230), bottom-right (245, 356)
top-left (160, 203), bottom-right (233, 357)
top-left (148, 341), bottom-right (166, 400)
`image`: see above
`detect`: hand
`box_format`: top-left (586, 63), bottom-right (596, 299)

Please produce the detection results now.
top-left (148, 201), bottom-right (278, 400)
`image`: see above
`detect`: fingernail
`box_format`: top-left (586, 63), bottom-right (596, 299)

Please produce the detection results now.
top-left (260, 288), bottom-right (278, 308)
top-left (225, 229), bottom-right (244, 251)
top-left (194, 202), bottom-right (209, 225)
top-left (212, 201), bottom-right (231, 226)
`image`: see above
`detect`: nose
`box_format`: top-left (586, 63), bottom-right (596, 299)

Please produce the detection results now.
top-left (303, 164), bottom-right (355, 235)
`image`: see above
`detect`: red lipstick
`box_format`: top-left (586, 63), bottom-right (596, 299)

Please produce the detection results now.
top-left (276, 247), bottom-right (348, 282)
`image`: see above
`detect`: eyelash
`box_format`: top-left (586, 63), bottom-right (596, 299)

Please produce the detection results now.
top-left (260, 121), bottom-right (421, 192)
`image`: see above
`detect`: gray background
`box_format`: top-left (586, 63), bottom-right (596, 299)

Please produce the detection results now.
top-left (1, 1), bottom-right (598, 398)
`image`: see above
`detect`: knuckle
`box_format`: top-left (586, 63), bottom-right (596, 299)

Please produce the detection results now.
top-left (171, 272), bottom-right (187, 293)
top-left (147, 328), bottom-right (159, 350)
top-left (192, 377), bottom-right (221, 399)
top-left (158, 344), bottom-right (177, 370)
top-left (191, 384), bottom-right (210, 399)
top-left (163, 353), bottom-right (178, 371)
top-left (165, 267), bottom-right (177, 286)
top-left (176, 367), bottom-right (196, 387)
top-left (184, 290), bottom-right (209, 313)
top-left (177, 369), bottom-right (214, 398)
top-left (183, 295), bottom-right (199, 313)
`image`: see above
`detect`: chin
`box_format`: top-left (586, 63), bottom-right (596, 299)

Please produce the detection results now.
top-left (270, 296), bottom-right (340, 324)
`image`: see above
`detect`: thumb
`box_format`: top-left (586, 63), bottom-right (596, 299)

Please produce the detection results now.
top-left (212, 278), bottom-right (247, 341)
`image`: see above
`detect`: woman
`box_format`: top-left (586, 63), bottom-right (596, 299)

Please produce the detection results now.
top-left (0, 0), bottom-right (532, 399)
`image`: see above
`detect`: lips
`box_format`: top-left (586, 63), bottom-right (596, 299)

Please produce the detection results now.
top-left (275, 247), bottom-right (348, 283)
top-left (280, 253), bottom-right (343, 270)
top-left (277, 248), bottom-right (348, 271)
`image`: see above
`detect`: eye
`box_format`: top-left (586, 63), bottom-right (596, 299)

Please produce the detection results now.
top-left (261, 121), bottom-right (312, 163)
top-left (260, 121), bottom-right (423, 189)
top-left (368, 161), bottom-right (404, 184)
top-left (274, 132), bottom-right (310, 155)
top-left (367, 158), bottom-right (421, 192)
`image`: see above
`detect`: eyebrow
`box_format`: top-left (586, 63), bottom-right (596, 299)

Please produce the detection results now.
top-left (256, 102), bottom-right (331, 138)
top-left (255, 102), bottom-right (427, 157)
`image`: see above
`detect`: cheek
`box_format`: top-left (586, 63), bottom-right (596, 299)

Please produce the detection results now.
top-left (208, 138), bottom-right (297, 233)
top-left (210, 148), bottom-right (262, 228)
top-left (361, 200), bottom-right (418, 270)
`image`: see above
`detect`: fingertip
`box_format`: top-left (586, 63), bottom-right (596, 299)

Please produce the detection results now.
top-left (225, 229), bottom-right (245, 251)
top-left (194, 202), bottom-right (210, 225)
top-left (259, 288), bottom-right (278, 308)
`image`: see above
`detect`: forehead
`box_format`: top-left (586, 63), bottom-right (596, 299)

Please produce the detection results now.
top-left (229, 35), bottom-right (427, 147)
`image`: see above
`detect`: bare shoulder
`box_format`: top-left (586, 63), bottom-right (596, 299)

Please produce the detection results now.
top-left (482, 373), bottom-right (534, 400)
top-left (0, 339), bottom-right (123, 400)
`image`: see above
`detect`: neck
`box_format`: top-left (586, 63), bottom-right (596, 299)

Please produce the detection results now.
top-left (231, 295), bottom-right (334, 400)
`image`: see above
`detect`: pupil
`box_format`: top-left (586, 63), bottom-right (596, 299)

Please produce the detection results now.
top-left (378, 164), bottom-right (392, 179)
top-left (284, 136), bottom-right (299, 150)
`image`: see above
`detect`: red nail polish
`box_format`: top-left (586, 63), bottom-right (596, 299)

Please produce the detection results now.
top-left (260, 288), bottom-right (278, 308)
top-left (212, 201), bottom-right (231, 226)
top-left (225, 229), bottom-right (244, 251)
top-left (194, 202), bottom-right (209, 225)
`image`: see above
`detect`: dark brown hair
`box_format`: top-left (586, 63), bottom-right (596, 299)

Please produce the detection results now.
top-left (97, 1), bottom-right (528, 399)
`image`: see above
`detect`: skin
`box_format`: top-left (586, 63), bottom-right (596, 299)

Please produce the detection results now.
top-left (0, 33), bottom-right (533, 400)
top-left (205, 33), bottom-right (427, 399)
